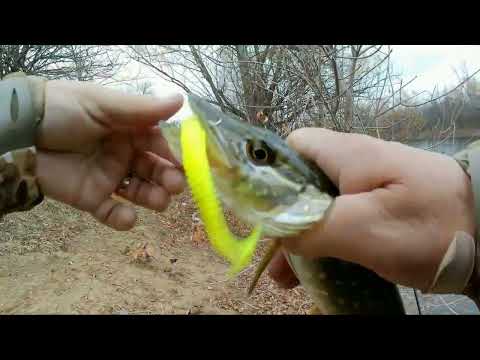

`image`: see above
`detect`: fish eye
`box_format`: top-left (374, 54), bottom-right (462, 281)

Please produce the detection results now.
top-left (245, 140), bottom-right (276, 165)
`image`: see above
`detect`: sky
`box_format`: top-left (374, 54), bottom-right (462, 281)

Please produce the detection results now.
top-left (119, 45), bottom-right (480, 102)
top-left (389, 45), bottom-right (480, 93)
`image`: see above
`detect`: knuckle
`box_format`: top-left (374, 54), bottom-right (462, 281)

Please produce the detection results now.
top-left (150, 190), bottom-right (170, 212)
top-left (286, 128), bottom-right (309, 146)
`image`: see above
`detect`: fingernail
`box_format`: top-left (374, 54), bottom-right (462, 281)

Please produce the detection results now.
top-left (158, 92), bottom-right (183, 104)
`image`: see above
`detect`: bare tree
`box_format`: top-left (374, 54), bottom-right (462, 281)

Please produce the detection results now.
top-left (124, 45), bottom-right (302, 128)
top-left (124, 79), bottom-right (155, 95)
top-left (0, 45), bottom-right (124, 82)
top-left (125, 44), bottom-right (480, 144)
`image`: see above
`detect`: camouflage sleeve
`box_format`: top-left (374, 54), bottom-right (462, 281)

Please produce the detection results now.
top-left (0, 147), bottom-right (43, 218)
top-left (0, 72), bottom-right (46, 218)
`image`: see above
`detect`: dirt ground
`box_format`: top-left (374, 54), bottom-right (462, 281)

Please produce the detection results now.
top-left (2, 191), bottom-right (477, 315)
top-left (0, 192), bottom-right (313, 315)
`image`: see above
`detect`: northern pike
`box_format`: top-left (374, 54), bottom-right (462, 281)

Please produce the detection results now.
top-left (159, 93), bottom-right (406, 315)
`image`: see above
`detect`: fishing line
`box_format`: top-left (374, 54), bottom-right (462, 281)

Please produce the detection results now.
top-left (413, 288), bottom-right (422, 315)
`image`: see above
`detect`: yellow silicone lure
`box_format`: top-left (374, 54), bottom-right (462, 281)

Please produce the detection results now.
top-left (180, 115), bottom-right (263, 275)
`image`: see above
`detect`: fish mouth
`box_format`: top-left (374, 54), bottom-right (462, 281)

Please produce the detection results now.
top-left (159, 94), bottom-right (235, 170)
top-left (187, 94), bottom-right (241, 170)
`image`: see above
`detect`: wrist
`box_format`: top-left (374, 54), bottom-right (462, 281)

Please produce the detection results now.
top-left (457, 147), bottom-right (480, 306)
top-left (436, 142), bottom-right (480, 306)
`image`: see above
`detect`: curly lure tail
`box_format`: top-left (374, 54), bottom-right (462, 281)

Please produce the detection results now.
top-left (180, 115), bottom-right (263, 275)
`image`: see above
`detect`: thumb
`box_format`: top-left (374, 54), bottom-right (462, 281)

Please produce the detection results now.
top-left (38, 81), bottom-right (184, 152)
top-left (286, 128), bottom-right (393, 194)
top-left (81, 85), bottom-right (184, 130)
top-left (283, 127), bottom-right (399, 268)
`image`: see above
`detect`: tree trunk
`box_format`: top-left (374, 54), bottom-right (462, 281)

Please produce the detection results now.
top-left (235, 45), bottom-right (259, 123)
top-left (344, 46), bottom-right (361, 128)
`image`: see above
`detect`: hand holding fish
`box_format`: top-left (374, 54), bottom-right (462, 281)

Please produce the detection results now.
top-left (269, 128), bottom-right (476, 294)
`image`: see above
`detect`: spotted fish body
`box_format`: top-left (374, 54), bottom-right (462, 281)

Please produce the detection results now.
top-left (160, 94), bottom-right (405, 315)
top-left (286, 255), bottom-right (405, 314)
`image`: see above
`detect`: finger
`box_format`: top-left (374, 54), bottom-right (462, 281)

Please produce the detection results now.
top-left (132, 152), bottom-right (186, 195)
top-left (280, 189), bottom-right (395, 271)
top-left (82, 84), bottom-right (183, 130)
top-left (116, 176), bottom-right (171, 212)
top-left (93, 197), bottom-right (137, 231)
top-left (98, 133), bottom-right (134, 180)
top-left (268, 249), bottom-right (300, 289)
top-left (286, 128), bottom-right (394, 194)
top-left (132, 127), bottom-right (182, 167)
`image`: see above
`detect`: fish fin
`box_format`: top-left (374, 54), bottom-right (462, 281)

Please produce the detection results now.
top-left (247, 239), bottom-right (281, 296)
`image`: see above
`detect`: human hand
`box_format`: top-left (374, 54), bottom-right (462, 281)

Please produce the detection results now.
top-left (35, 80), bottom-right (186, 230)
top-left (268, 128), bottom-right (476, 291)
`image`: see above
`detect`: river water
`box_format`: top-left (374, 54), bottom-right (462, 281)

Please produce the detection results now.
top-left (407, 137), bottom-right (479, 155)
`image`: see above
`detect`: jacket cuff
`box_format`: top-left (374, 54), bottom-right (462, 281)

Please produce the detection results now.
top-left (0, 72), bottom-right (46, 154)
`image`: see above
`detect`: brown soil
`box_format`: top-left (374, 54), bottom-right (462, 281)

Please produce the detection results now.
top-left (0, 192), bottom-right (312, 314)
